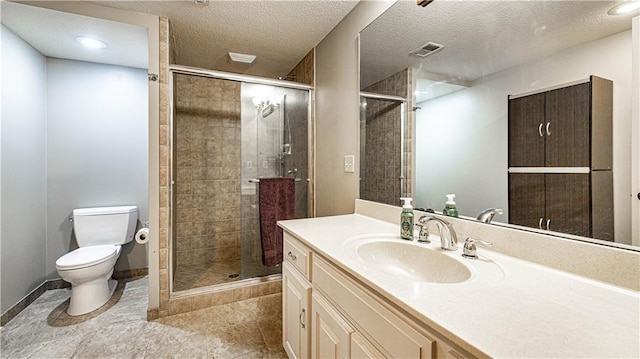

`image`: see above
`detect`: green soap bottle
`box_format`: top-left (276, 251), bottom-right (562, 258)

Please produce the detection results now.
top-left (400, 197), bottom-right (414, 240)
top-left (443, 194), bottom-right (459, 217)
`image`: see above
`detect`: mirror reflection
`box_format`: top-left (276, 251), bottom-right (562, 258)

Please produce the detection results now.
top-left (360, 0), bottom-right (637, 247)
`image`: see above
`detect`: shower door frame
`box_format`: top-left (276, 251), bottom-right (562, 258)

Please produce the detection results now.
top-left (168, 65), bottom-right (313, 297)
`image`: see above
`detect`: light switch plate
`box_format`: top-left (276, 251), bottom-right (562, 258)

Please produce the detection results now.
top-left (344, 155), bottom-right (355, 173)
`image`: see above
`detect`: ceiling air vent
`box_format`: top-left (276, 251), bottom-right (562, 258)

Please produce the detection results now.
top-left (410, 42), bottom-right (444, 57)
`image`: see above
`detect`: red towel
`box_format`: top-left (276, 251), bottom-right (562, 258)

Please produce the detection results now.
top-left (259, 177), bottom-right (295, 267)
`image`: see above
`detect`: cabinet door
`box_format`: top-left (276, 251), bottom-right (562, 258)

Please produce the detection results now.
top-left (508, 93), bottom-right (545, 167)
top-left (311, 292), bottom-right (353, 359)
top-left (544, 83), bottom-right (590, 167)
top-left (351, 332), bottom-right (386, 359)
top-left (545, 173), bottom-right (591, 237)
top-left (283, 262), bottom-right (312, 359)
top-left (508, 173), bottom-right (546, 230)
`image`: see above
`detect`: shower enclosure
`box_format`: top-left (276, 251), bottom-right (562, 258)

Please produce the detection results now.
top-left (170, 68), bottom-right (310, 292)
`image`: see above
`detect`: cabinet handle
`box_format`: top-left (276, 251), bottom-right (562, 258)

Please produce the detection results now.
top-left (299, 308), bottom-right (306, 329)
top-left (538, 123), bottom-right (544, 137)
top-left (546, 219), bottom-right (551, 231)
top-left (538, 218), bottom-right (544, 229)
top-left (287, 251), bottom-right (297, 261)
top-left (546, 122), bottom-right (551, 136)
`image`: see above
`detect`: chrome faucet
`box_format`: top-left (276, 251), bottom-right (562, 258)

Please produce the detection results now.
top-left (416, 215), bottom-right (458, 251)
top-left (476, 208), bottom-right (504, 223)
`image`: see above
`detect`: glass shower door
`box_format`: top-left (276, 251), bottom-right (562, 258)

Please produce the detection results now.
top-left (240, 83), bottom-right (309, 279)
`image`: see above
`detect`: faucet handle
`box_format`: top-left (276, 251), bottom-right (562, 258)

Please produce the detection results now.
top-left (414, 223), bottom-right (430, 243)
top-left (462, 237), bottom-right (493, 259)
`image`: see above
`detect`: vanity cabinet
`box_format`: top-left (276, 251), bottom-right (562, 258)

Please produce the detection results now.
top-left (283, 262), bottom-right (312, 359)
top-left (282, 232), bottom-right (472, 359)
top-left (311, 292), bottom-right (353, 359)
top-left (507, 76), bottom-right (613, 240)
top-left (282, 234), bottom-right (313, 359)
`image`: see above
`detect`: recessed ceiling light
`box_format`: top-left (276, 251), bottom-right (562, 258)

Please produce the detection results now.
top-left (608, 1), bottom-right (640, 15)
top-left (75, 36), bottom-right (107, 49)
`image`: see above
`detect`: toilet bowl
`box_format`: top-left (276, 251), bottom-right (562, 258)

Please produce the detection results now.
top-left (56, 206), bottom-right (138, 316)
top-left (56, 245), bottom-right (121, 316)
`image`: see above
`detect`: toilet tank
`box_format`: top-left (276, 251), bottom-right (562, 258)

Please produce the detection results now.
top-left (73, 206), bottom-right (138, 247)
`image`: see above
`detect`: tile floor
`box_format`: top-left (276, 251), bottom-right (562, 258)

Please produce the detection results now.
top-left (0, 276), bottom-right (287, 358)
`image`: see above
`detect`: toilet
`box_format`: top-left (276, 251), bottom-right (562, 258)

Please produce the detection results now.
top-left (56, 205), bottom-right (138, 316)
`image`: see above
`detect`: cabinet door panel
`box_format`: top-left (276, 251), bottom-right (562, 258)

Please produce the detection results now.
top-left (508, 93), bottom-right (545, 167)
top-left (508, 173), bottom-right (546, 230)
top-left (311, 292), bottom-right (353, 359)
top-left (283, 263), bottom-right (311, 359)
top-left (545, 83), bottom-right (590, 167)
top-left (351, 332), bottom-right (386, 359)
top-left (545, 173), bottom-right (591, 237)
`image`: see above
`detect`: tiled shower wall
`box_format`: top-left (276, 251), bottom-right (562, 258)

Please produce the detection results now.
top-left (361, 69), bottom-right (412, 206)
top-left (286, 49), bottom-right (314, 86)
top-left (173, 74), bottom-right (242, 267)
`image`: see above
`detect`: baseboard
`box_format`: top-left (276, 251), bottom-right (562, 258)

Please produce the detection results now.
top-left (1, 281), bottom-right (47, 326)
top-left (1, 267), bottom-right (148, 326)
top-left (113, 267), bottom-right (148, 280)
top-left (147, 307), bottom-right (160, 321)
top-left (46, 279), bottom-right (71, 290)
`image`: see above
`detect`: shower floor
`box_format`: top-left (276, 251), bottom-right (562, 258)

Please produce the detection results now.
top-left (173, 258), bottom-right (279, 292)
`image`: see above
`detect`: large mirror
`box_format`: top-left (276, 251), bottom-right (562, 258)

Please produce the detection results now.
top-left (360, 0), bottom-right (639, 248)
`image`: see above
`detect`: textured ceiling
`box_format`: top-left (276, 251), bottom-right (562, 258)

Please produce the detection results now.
top-left (2, 0), bottom-right (358, 78)
top-left (1, 1), bottom-right (148, 69)
top-left (361, 0), bottom-right (636, 89)
top-left (91, 0), bottom-right (359, 77)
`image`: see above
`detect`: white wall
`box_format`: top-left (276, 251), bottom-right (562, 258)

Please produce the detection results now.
top-left (45, 58), bottom-right (149, 277)
top-left (416, 30), bottom-right (633, 243)
top-left (315, 0), bottom-right (395, 216)
top-left (1, 25), bottom-right (48, 314)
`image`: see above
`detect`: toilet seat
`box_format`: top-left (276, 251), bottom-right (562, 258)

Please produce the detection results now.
top-left (56, 245), bottom-right (120, 270)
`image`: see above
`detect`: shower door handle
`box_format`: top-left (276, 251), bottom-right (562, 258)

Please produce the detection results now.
top-left (299, 308), bottom-right (306, 329)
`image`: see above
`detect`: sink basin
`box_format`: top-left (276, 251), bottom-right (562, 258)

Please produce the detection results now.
top-left (356, 240), bottom-right (472, 283)
top-left (344, 234), bottom-right (473, 284)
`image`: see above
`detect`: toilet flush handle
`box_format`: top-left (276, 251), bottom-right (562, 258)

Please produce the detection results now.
top-left (68, 216), bottom-right (73, 222)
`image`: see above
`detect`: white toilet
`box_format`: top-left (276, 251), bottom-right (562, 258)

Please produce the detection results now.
top-left (56, 205), bottom-right (138, 316)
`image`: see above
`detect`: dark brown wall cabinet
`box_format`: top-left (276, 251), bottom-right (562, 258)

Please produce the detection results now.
top-left (507, 76), bottom-right (613, 241)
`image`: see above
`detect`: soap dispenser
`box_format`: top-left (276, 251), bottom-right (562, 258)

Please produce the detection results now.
top-left (400, 197), bottom-right (414, 240)
top-left (443, 194), bottom-right (459, 217)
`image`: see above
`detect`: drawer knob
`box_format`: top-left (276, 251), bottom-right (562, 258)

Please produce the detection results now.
top-left (287, 251), bottom-right (297, 261)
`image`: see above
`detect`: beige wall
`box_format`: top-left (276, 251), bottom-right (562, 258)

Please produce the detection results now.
top-left (315, 0), bottom-right (395, 216)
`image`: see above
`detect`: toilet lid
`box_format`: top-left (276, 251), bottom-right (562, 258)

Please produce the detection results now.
top-left (56, 245), bottom-right (119, 270)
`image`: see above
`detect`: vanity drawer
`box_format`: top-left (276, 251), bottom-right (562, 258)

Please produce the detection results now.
top-left (283, 232), bottom-right (312, 280)
top-left (313, 255), bottom-right (435, 359)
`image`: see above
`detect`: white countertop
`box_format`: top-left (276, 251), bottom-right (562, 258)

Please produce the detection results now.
top-left (278, 214), bottom-right (640, 359)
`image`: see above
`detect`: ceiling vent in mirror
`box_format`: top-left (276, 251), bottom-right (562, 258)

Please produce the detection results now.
top-left (410, 42), bottom-right (444, 57)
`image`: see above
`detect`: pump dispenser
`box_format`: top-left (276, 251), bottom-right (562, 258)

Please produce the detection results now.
top-left (443, 194), bottom-right (459, 217)
top-left (400, 197), bottom-right (414, 240)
